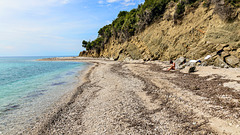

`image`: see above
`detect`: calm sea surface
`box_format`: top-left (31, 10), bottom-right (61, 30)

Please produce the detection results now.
top-left (0, 56), bottom-right (88, 134)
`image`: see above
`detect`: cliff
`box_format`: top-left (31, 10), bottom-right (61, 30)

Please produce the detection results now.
top-left (79, 0), bottom-right (240, 67)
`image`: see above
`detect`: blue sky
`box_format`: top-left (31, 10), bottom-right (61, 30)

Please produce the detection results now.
top-left (0, 0), bottom-right (145, 56)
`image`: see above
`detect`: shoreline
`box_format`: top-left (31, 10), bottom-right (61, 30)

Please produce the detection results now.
top-left (27, 57), bottom-right (240, 134)
top-left (0, 57), bottom-right (92, 135)
top-left (23, 58), bottom-right (96, 134)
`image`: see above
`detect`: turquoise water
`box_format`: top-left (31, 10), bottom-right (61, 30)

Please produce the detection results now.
top-left (0, 56), bottom-right (88, 134)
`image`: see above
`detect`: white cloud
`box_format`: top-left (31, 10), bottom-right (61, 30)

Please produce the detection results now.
top-left (103, 0), bottom-right (141, 6)
top-left (98, 0), bottom-right (104, 4)
top-left (122, 2), bottom-right (136, 6)
top-left (61, 0), bottom-right (71, 4)
top-left (107, 0), bottom-right (120, 3)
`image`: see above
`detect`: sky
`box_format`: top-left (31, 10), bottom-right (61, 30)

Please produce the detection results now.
top-left (0, 0), bottom-right (145, 56)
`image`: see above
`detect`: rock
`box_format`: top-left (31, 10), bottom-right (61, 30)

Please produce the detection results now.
top-left (188, 62), bottom-right (196, 73)
top-left (143, 55), bottom-right (150, 61)
top-left (237, 48), bottom-right (240, 53)
top-left (202, 55), bottom-right (217, 66)
top-left (109, 57), bottom-right (114, 60)
top-left (124, 57), bottom-right (132, 62)
top-left (184, 62), bottom-right (196, 73)
top-left (174, 57), bottom-right (186, 69)
top-left (221, 51), bottom-right (230, 58)
top-left (225, 55), bottom-right (240, 67)
top-left (223, 46), bottom-right (231, 51)
top-left (216, 44), bottom-right (229, 51)
top-left (229, 51), bottom-right (238, 57)
top-left (214, 56), bottom-right (229, 68)
top-left (188, 66), bottom-right (196, 73)
top-left (201, 61), bottom-right (208, 66)
top-left (231, 42), bottom-right (240, 50)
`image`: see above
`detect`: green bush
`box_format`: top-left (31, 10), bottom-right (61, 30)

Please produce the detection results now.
top-left (225, 0), bottom-right (240, 6)
top-left (176, 2), bottom-right (185, 15)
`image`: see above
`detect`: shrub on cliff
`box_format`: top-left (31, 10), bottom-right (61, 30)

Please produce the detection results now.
top-left (225, 0), bottom-right (240, 7)
top-left (176, 2), bottom-right (185, 15)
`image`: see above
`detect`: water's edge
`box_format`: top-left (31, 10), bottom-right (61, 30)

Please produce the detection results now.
top-left (22, 61), bottom-right (94, 134)
top-left (0, 57), bottom-right (92, 135)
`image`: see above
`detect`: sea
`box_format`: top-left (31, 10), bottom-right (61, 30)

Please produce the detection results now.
top-left (0, 56), bottom-right (88, 134)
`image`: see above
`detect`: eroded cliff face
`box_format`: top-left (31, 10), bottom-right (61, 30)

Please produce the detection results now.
top-left (80, 2), bottom-right (240, 67)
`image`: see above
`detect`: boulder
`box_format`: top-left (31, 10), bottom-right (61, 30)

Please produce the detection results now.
top-left (231, 42), bottom-right (240, 50)
top-left (223, 46), bottom-right (231, 51)
top-left (201, 61), bottom-right (208, 66)
top-left (214, 56), bottom-right (229, 68)
top-left (188, 66), bottom-right (196, 73)
top-left (221, 51), bottom-right (230, 58)
top-left (188, 62), bottom-right (196, 73)
top-left (174, 57), bottom-right (186, 69)
top-left (216, 44), bottom-right (229, 51)
top-left (183, 62), bottom-right (197, 73)
top-left (229, 51), bottom-right (238, 57)
top-left (225, 55), bottom-right (240, 67)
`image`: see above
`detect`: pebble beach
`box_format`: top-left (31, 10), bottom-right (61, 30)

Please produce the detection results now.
top-left (25, 57), bottom-right (240, 134)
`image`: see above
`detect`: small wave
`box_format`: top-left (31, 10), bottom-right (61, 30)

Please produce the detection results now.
top-left (2, 104), bottom-right (20, 113)
top-left (66, 71), bottom-right (75, 75)
top-left (51, 82), bottom-right (66, 86)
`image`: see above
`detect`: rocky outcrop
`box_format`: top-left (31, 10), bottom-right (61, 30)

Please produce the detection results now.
top-left (80, 2), bottom-right (240, 67)
top-left (203, 43), bottom-right (240, 67)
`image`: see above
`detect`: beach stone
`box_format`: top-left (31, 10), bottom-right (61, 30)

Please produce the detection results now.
top-left (225, 55), bottom-right (239, 67)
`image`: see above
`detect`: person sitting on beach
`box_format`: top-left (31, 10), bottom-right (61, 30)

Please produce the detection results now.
top-left (168, 60), bottom-right (175, 71)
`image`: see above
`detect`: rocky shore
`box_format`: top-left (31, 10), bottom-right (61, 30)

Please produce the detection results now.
top-left (27, 57), bottom-right (240, 134)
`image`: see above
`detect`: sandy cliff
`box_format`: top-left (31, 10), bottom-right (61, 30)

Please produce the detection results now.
top-left (80, 2), bottom-right (240, 67)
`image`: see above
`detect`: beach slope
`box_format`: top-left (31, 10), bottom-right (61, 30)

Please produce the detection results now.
top-left (30, 57), bottom-right (240, 134)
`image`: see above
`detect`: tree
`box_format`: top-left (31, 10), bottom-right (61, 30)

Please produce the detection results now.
top-left (117, 11), bottom-right (128, 18)
top-left (82, 40), bottom-right (88, 48)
